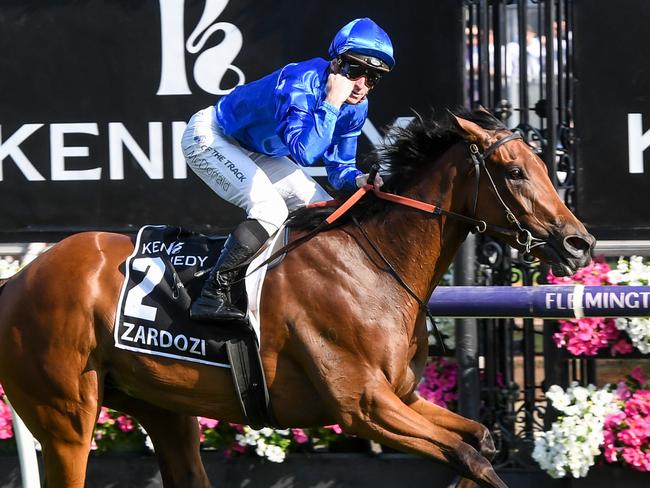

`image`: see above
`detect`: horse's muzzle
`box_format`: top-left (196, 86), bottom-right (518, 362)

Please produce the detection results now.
top-left (535, 231), bottom-right (596, 277)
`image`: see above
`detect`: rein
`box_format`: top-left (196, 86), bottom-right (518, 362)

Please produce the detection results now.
top-left (220, 131), bottom-right (547, 298)
top-left (311, 132), bottom-right (546, 252)
top-left (349, 215), bottom-right (448, 352)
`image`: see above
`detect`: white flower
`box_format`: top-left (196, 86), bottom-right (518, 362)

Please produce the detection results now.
top-left (605, 256), bottom-right (650, 353)
top-left (252, 438), bottom-right (287, 463)
top-left (607, 270), bottom-right (625, 285)
top-left (144, 435), bottom-right (155, 452)
top-left (263, 444), bottom-right (286, 463)
top-left (533, 383), bottom-right (620, 479)
top-left (615, 317), bottom-right (650, 353)
top-left (236, 426), bottom-right (262, 446)
top-left (255, 438), bottom-right (267, 457)
top-left (546, 384), bottom-right (571, 411)
top-left (571, 386), bottom-right (589, 404)
top-left (259, 427), bottom-right (274, 437)
top-left (0, 257), bottom-right (20, 279)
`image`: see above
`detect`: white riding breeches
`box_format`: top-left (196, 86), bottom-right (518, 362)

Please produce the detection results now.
top-left (181, 106), bottom-right (332, 234)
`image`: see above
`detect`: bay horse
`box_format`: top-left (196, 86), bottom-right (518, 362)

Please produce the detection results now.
top-left (0, 110), bottom-right (594, 488)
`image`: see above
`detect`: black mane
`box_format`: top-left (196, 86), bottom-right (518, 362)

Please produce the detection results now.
top-left (288, 108), bottom-right (506, 229)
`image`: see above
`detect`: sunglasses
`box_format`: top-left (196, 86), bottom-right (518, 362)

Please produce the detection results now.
top-left (337, 57), bottom-right (383, 88)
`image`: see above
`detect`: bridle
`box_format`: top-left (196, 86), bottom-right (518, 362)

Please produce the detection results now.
top-left (465, 131), bottom-right (547, 254)
top-left (346, 131), bottom-right (549, 350)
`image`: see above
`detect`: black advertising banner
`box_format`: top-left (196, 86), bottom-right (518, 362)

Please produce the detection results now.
top-left (574, 0), bottom-right (650, 240)
top-left (0, 0), bottom-right (464, 240)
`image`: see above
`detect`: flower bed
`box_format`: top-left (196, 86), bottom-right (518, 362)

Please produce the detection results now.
top-left (534, 368), bottom-right (650, 477)
top-left (547, 256), bottom-right (650, 355)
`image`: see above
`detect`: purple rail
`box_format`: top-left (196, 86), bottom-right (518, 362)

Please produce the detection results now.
top-left (428, 286), bottom-right (650, 318)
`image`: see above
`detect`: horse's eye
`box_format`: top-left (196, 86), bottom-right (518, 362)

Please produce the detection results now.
top-left (507, 167), bottom-right (525, 179)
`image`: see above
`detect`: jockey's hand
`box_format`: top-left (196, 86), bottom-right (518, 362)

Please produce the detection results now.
top-left (356, 172), bottom-right (384, 190)
top-left (325, 73), bottom-right (355, 108)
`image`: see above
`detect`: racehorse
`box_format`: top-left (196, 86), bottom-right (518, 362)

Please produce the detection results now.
top-left (0, 109), bottom-right (594, 488)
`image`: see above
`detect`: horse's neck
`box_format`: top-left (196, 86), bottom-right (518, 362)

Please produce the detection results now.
top-left (363, 143), bottom-right (471, 300)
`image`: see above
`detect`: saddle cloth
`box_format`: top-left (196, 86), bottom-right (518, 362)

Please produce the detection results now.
top-left (113, 224), bottom-right (284, 427)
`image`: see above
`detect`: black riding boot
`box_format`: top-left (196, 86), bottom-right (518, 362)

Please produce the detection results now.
top-left (190, 219), bottom-right (269, 322)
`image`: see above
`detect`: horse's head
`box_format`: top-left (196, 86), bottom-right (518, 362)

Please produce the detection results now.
top-left (451, 112), bottom-right (595, 276)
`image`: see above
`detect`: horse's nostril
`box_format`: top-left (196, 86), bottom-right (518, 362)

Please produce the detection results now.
top-left (563, 235), bottom-right (594, 256)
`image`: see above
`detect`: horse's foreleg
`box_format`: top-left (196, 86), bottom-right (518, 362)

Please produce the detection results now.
top-left (103, 389), bottom-right (211, 488)
top-left (406, 394), bottom-right (495, 488)
top-left (406, 394), bottom-right (496, 461)
top-left (339, 382), bottom-right (507, 488)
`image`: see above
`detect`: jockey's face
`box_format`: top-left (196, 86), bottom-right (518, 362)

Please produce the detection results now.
top-left (330, 58), bottom-right (373, 105)
top-left (346, 77), bottom-right (371, 104)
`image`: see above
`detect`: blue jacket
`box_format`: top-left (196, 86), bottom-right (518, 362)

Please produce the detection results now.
top-left (215, 58), bottom-right (367, 191)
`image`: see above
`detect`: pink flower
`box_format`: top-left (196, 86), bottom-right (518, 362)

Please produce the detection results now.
top-left (604, 444), bottom-right (618, 462)
top-left (228, 423), bottom-right (245, 433)
top-left (198, 417), bottom-right (219, 429)
top-left (604, 386), bottom-right (650, 472)
top-left (618, 428), bottom-right (642, 448)
top-left (291, 428), bottom-right (309, 444)
top-left (116, 415), bottom-right (134, 433)
top-left (630, 367), bottom-right (647, 385)
top-left (554, 317), bottom-right (621, 356)
top-left (417, 357), bottom-right (458, 409)
top-left (0, 401), bottom-right (13, 440)
top-left (547, 258), bottom-right (611, 285)
top-left (232, 441), bottom-right (247, 452)
top-left (97, 407), bottom-right (112, 425)
top-left (605, 410), bottom-right (626, 428)
top-left (622, 447), bottom-right (645, 469)
top-left (611, 339), bottom-right (634, 355)
top-left (616, 382), bottom-right (631, 401)
top-left (324, 424), bottom-right (342, 434)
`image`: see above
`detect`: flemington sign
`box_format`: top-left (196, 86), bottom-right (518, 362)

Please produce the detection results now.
top-left (0, 0), bottom-right (463, 240)
top-left (428, 286), bottom-right (650, 319)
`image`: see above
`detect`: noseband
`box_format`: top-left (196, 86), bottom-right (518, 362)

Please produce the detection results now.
top-left (467, 132), bottom-right (546, 254)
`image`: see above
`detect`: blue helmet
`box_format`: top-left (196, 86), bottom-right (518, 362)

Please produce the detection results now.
top-left (328, 18), bottom-right (395, 71)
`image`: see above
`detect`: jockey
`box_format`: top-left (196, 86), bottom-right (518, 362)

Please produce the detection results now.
top-left (182, 18), bottom-right (395, 323)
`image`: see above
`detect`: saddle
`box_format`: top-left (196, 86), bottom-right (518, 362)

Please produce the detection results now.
top-left (114, 225), bottom-right (285, 428)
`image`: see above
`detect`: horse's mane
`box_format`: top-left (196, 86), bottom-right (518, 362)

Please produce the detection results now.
top-left (288, 108), bottom-right (506, 229)
top-left (0, 278), bottom-right (8, 294)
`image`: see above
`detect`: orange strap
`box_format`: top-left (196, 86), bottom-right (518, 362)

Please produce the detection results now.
top-left (305, 199), bottom-right (341, 208)
top-left (372, 188), bottom-right (442, 214)
top-left (324, 186), bottom-right (372, 224)
top-left (306, 185), bottom-right (443, 226)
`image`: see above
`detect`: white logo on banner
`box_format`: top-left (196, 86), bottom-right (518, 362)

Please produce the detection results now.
top-left (157, 0), bottom-right (245, 96)
top-left (628, 113), bottom-right (650, 174)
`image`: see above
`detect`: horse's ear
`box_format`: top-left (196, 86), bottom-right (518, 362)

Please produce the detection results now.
top-left (448, 112), bottom-right (487, 142)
